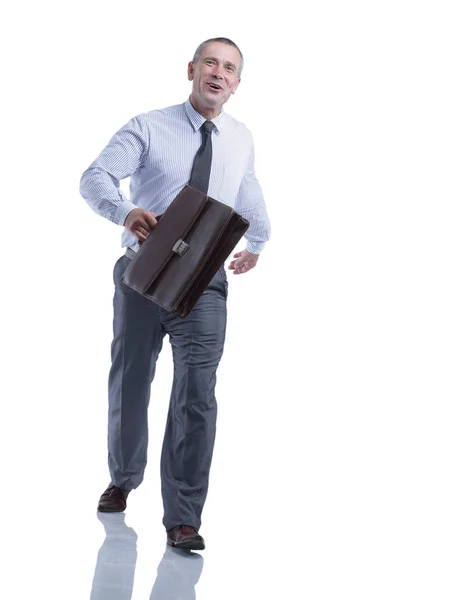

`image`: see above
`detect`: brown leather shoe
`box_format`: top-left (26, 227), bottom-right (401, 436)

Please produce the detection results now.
top-left (167, 525), bottom-right (205, 550)
top-left (97, 484), bottom-right (130, 513)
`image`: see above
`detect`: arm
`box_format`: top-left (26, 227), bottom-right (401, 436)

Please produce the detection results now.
top-left (229, 142), bottom-right (271, 274)
top-left (79, 114), bottom-right (149, 227)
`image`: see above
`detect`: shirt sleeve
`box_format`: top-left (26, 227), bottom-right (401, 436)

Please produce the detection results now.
top-left (79, 114), bottom-right (149, 226)
top-left (234, 141), bottom-right (271, 254)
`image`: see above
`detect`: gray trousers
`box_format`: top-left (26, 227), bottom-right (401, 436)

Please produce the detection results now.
top-left (107, 253), bottom-right (228, 531)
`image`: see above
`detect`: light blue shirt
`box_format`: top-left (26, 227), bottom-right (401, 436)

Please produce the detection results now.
top-left (80, 99), bottom-right (271, 254)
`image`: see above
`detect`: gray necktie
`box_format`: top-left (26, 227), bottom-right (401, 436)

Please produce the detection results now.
top-left (189, 120), bottom-right (215, 194)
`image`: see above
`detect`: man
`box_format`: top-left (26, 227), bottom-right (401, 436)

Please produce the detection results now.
top-left (80, 37), bottom-right (271, 551)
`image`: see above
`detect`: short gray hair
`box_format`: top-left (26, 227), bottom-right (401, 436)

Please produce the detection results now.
top-left (192, 37), bottom-right (244, 77)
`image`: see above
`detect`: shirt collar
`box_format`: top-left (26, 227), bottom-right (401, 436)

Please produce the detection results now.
top-left (184, 98), bottom-right (225, 134)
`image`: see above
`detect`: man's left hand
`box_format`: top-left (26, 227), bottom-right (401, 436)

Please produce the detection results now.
top-left (228, 249), bottom-right (260, 275)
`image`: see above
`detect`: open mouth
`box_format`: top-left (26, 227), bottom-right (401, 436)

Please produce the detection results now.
top-left (207, 82), bottom-right (222, 91)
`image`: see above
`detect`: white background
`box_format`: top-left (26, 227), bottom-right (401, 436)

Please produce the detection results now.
top-left (1, 0), bottom-right (452, 598)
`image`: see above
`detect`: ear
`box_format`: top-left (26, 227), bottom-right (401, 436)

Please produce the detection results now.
top-left (188, 61), bottom-right (195, 81)
top-left (231, 77), bottom-right (241, 95)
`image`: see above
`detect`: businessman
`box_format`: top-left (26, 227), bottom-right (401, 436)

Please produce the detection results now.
top-left (80, 37), bottom-right (271, 550)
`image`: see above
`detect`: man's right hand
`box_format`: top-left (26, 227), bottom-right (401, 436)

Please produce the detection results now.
top-left (124, 208), bottom-right (158, 243)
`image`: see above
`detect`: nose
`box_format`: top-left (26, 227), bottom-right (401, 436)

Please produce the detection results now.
top-left (212, 65), bottom-right (224, 79)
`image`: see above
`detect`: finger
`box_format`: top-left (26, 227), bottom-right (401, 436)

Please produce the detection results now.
top-left (136, 224), bottom-right (150, 236)
top-left (233, 265), bottom-right (245, 275)
top-left (143, 212), bottom-right (158, 228)
top-left (237, 262), bottom-right (250, 274)
top-left (233, 252), bottom-right (242, 258)
top-left (135, 228), bottom-right (149, 242)
top-left (137, 220), bottom-right (151, 233)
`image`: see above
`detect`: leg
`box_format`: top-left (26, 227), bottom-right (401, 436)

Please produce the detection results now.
top-left (160, 267), bottom-right (228, 531)
top-left (108, 255), bottom-right (165, 491)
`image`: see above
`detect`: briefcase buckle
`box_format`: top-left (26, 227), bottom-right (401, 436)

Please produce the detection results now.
top-left (172, 239), bottom-right (189, 256)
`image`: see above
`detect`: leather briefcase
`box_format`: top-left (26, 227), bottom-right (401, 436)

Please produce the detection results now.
top-left (121, 185), bottom-right (249, 318)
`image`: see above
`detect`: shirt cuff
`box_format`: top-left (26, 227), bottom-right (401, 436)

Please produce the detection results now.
top-left (115, 200), bottom-right (137, 226)
top-left (246, 241), bottom-right (266, 254)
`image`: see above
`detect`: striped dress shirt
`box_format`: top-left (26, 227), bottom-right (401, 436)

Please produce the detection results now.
top-left (80, 99), bottom-right (271, 254)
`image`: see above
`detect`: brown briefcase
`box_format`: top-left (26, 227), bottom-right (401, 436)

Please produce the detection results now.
top-left (121, 185), bottom-right (249, 318)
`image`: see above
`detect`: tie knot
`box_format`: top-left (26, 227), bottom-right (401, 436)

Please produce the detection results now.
top-left (202, 121), bottom-right (215, 135)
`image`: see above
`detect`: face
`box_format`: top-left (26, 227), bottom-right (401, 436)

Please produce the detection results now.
top-left (188, 42), bottom-right (242, 116)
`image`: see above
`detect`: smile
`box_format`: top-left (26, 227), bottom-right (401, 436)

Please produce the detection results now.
top-left (207, 82), bottom-right (222, 91)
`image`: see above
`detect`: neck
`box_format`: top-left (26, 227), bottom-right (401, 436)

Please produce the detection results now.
top-left (189, 94), bottom-right (221, 120)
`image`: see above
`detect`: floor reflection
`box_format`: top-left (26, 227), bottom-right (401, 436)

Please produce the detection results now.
top-left (150, 546), bottom-right (204, 600)
top-left (90, 513), bottom-right (138, 600)
top-left (90, 513), bottom-right (204, 599)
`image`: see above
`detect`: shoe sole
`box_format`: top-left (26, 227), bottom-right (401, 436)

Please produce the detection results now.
top-left (97, 506), bottom-right (126, 513)
top-left (167, 538), bottom-right (205, 551)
